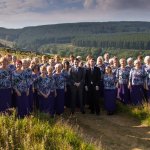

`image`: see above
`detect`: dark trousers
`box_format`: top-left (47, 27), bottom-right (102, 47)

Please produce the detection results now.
top-left (71, 86), bottom-right (84, 113)
top-left (89, 85), bottom-right (100, 114)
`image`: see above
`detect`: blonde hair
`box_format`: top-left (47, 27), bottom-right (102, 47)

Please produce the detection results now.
top-left (144, 56), bottom-right (150, 64)
top-left (96, 56), bottom-right (103, 64)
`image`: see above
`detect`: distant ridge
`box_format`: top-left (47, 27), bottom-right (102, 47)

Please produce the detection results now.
top-left (0, 21), bottom-right (150, 50)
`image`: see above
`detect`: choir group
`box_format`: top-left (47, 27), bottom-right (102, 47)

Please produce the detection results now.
top-left (0, 53), bottom-right (150, 118)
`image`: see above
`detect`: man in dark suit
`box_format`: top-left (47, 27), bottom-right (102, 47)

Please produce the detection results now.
top-left (85, 58), bottom-right (101, 115)
top-left (70, 58), bottom-right (85, 114)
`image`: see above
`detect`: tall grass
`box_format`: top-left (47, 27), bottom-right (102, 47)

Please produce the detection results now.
top-left (0, 110), bottom-right (95, 150)
top-left (117, 102), bottom-right (150, 126)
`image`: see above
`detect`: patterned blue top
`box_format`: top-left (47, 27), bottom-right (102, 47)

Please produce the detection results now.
top-left (129, 68), bottom-right (146, 86)
top-left (7, 64), bottom-right (16, 73)
top-left (47, 75), bottom-right (56, 91)
top-left (35, 76), bottom-right (51, 95)
top-left (116, 67), bottom-right (130, 84)
top-left (126, 65), bottom-right (133, 72)
top-left (0, 69), bottom-right (11, 89)
top-left (103, 74), bottom-right (117, 89)
top-left (22, 68), bottom-right (33, 87)
top-left (145, 66), bottom-right (150, 86)
top-left (12, 71), bottom-right (28, 93)
top-left (61, 69), bottom-right (71, 85)
top-left (112, 66), bottom-right (118, 77)
top-left (104, 61), bottom-right (110, 67)
top-left (53, 73), bottom-right (65, 90)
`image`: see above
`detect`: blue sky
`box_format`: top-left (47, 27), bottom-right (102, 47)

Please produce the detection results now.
top-left (0, 0), bottom-right (150, 28)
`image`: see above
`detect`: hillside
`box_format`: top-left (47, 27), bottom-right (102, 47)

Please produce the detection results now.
top-left (0, 21), bottom-right (150, 50)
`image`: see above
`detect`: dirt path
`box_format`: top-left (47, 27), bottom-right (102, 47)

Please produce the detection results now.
top-left (68, 110), bottom-right (150, 150)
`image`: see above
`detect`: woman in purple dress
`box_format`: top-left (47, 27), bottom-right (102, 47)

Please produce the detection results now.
top-left (47, 66), bottom-right (57, 117)
top-left (103, 66), bottom-right (117, 115)
top-left (129, 60), bottom-right (146, 105)
top-left (12, 60), bottom-right (29, 118)
top-left (34, 65), bottom-right (52, 115)
top-left (145, 56), bottom-right (150, 103)
top-left (0, 57), bottom-right (12, 112)
top-left (53, 64), bottom-right (66, 115)
top-left (22, 59), bottom-right (34, 112)
top-left (116, 58), bottom-right (130, 104)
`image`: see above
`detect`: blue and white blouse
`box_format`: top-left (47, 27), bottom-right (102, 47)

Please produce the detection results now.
top-left (12, 71), bottom-right (28, 93)
top-left (145, 66), bottom-right (150, 86)
top-left (116, 67), bottom-right (130, 84)
top-left (0, 69), bottom-right (11, 89)
top-left (22, 68), bottom-right (33, 87)
top-left (7, 64), bottom-right (16, 73)
top-left (53, 73), bottom-right (65, 90)
top-left (129, 68), bottom-right (146, 86)
top-left (103, 74), bottom-right (117, 89)
top-left (35, 76), bottom-right (51, 95)
top-left (47, 75), bottom-right (56, 91)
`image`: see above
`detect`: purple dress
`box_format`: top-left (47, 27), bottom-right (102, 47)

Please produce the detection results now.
top-left (103, 74), bottom-right (117, 113)
top-left (116, 67), bottom-right (130, 104)
top-left (129, 68), bottom-right (146, 105)
top-left (12, 71), bottom-right (29, 118)
top-left (0, 69), bottom-right (12, 112)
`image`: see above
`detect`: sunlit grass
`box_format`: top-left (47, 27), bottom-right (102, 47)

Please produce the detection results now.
top-left (0, 110), bottom-right (95, 150)
top-left (117, 102), bottom-right (150, 126)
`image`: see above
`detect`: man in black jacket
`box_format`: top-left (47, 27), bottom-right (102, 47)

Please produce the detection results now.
top-left (85, 58), bottom-right (101, 115)
top-left (70, 58), bottom-right (85, 114)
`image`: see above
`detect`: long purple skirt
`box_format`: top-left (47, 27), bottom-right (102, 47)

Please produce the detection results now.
top-left (16, 92), bottom-right (30, 118)
top-left (118, 84), bottom-right (130, 104)
top-left (28, 86), bottom-right (34, 112)
top-left (0, 88), bottom-right (12, 112)
top-left (130, 85), bottom-right (144, 105)
top-left (38, 94), bottom-right (50, 113)
top-left (104, 89), bottom-right (117, 112)
top-left (55, 89), bottom-right (65, 115)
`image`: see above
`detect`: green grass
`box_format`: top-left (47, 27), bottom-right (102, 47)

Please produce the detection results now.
top-left (0, 110), bottom-right (95, 150)
top-left (117, 102), bottom-right (150, 126)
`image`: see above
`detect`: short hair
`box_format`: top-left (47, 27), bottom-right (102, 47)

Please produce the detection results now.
top-left (119, 58), bottom-right (126, 64)
top-left (137, 55), bottom-right (143, 60)
top-left (47, 65), bottom-right (53, 72)
top-left (55, 63), bottom-right (62, 69)
top-left (134, 59), bottom-right (141, 66)
top-left (16, 60), bottom-right (22, 65)
top-left (32, 64), bottom-right (40, 72)
top-left (40, 65), bottom-right (47, 72)
top-left (144, 56), bottom-right (150, 64)
top-left (0, 57), bottom-right (8, 64)
top-left (97, 56), bottom-right (103, 64)
top-left (127, 57), bottom-right (133, 63)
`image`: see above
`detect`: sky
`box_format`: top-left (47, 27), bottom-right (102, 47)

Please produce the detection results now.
top-left (0, 0), bottom-right (150, 28)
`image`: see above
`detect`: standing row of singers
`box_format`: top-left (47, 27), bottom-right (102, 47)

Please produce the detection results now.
top-left (0, 53), bottom-right (150, 117)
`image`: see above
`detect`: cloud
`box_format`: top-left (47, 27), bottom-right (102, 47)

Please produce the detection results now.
top-left (0, 0), bottom-right (150, 28)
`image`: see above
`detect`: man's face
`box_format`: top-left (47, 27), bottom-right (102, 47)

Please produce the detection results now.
top-left (90, 59), bottom-right (95, 67)
top-left (74, 60), bottom-right (79, 67)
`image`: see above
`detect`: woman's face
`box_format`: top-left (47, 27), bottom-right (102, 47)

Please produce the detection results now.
top-left (120, 59), bottom-right (126, 67)
top-left (1, 59), bottom-right (8, 68)
top-left (22, 61), bottom-right (28, 69)
top-left (16, 62), bottom-right (22, 69)
top-left (135, 61), bottom-right (141, 68)
top-left (97, 59), bottom-right (102, 65)
top-left (105, 67), bottom-right (111, 74)
top-left (56, 65), bottom-right (62, 73)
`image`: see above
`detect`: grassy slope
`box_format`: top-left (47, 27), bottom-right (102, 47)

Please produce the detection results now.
top-left (0, 111), bottom-right (96, 150)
